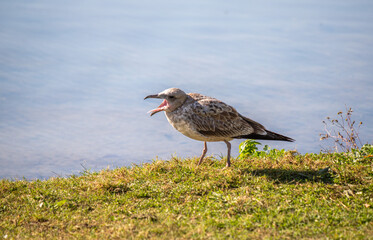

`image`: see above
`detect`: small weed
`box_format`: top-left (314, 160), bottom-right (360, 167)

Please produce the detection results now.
top-left (320, 106), bottom-right (363, 152)
top-left (239, 139), bottom-right (287, 159)
top-left (350, 144), bottom-right (373, 162)
top-left (238, 139), bottom-right (261, 158)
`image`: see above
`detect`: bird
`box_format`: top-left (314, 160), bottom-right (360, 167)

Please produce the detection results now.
top-left (144, 88), bottom-right (294, 167)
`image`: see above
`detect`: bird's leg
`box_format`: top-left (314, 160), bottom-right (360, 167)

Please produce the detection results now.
top-left (224, 140), bottom-right (231, 167)
top-left (197, 141), bottom-right (208, 165)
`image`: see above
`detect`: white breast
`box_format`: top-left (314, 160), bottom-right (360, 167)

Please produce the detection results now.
top-left (165, 112), bottom-right (206, 141)
top-left (165, 111), bottom-right (231, 142)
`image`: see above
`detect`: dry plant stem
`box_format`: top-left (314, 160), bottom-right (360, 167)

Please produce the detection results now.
top-left (320, 106), bottom-right (363, 152)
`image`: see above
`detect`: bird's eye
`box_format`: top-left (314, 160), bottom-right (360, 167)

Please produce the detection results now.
top-left (169, 96), bottom-right (175, 99)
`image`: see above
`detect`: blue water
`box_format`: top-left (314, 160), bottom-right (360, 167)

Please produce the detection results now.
top-left (1, 0), bottom-right (372, 179)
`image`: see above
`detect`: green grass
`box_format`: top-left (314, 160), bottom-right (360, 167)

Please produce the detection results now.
top-left (1, 152), bottom-right (372, 239)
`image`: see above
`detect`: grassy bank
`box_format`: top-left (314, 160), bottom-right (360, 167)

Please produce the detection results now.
top-left (1, 151), bottom-right (372, 239)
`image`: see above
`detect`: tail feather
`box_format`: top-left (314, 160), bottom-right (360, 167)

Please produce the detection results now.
top-left (236, 114), bottom-right (294, 142)
top-left (233, 130), bottom-right (294, 142)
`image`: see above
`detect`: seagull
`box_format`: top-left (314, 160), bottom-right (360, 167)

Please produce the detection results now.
top-left (145, 88), bottom-right (294, 167)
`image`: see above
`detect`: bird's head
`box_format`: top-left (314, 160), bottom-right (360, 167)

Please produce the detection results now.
top-left (144, 88), bottom-right (188, 116)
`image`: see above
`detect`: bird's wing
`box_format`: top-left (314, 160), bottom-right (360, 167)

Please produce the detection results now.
top-left (187, 95), bottom-right (259, 138)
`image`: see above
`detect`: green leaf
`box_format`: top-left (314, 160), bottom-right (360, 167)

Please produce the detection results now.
top-left (55, 200), bottom-right (67, 207)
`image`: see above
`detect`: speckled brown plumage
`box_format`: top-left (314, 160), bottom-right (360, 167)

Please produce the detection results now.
top-left (145, 88), bottom-right (294, 167)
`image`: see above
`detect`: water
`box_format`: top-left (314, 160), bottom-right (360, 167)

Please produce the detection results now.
top-left (1, 0), bottom-right (372, 179)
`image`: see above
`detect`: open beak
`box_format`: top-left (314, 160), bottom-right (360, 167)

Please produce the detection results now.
top-left (144, 94), bottom-right (169, 116)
